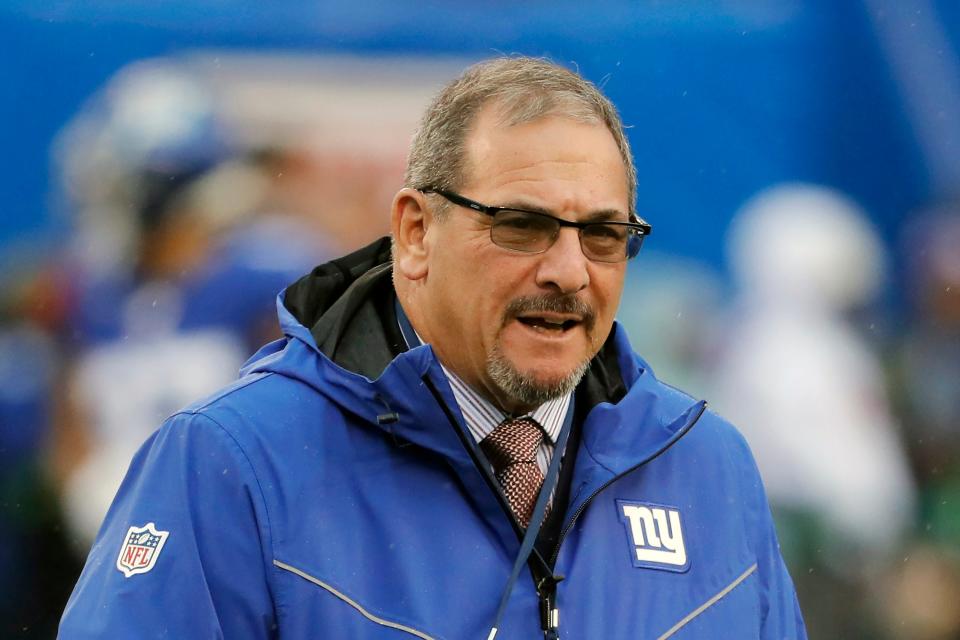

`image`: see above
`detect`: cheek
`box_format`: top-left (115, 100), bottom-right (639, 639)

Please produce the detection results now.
top-left (592, 270), bottom-right (626, 330)
top-left (434, 261), bottom-right (498, 334)
top-left (460, 250), bottom-right (526, 313)
top-left (475, 276), bottom-right (511, 332)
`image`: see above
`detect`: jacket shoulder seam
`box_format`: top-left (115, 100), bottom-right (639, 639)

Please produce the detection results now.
top-left (179, 370), bottom-right (275, 414)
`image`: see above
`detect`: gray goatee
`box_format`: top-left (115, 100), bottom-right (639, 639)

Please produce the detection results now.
top-left (486, 294), bottom-right (597, 407)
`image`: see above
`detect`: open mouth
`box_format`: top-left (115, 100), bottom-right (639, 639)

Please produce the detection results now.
top-left (516, 316), bottom-right (580, 332)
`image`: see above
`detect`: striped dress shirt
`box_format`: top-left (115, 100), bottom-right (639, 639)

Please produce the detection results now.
top-left (438, 363), bottom-right (571, 476)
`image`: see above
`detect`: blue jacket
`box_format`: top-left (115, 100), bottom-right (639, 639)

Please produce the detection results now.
top-left (60, 239), bottom-right (806, 639)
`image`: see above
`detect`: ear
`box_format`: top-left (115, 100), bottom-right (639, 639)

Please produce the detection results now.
top-left (391, 187), bottom-right (432, 281)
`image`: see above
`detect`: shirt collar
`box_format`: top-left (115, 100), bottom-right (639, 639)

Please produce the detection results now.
top-left (439, 363), bottom-right (570, 446)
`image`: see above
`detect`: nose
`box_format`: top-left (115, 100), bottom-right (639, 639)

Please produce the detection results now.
top-left (534, 228), bottom-right (590, 294)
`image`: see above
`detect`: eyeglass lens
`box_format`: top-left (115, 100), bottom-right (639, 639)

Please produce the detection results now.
top-left (490, 209), bottom-right (642, 262)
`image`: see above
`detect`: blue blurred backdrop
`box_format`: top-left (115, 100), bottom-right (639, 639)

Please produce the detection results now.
top-left (4, 1), bottom-right (957, 282)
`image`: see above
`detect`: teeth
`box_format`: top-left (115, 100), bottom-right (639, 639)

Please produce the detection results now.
top-left (517, 316), bottom-right (577, 331)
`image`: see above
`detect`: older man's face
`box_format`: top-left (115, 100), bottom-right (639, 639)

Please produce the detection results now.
top-left (422, 106), bottom-right (631, 413)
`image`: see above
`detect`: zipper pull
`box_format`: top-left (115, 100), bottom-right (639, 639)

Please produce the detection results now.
top-left (539, 573), bottom-right (564, 639)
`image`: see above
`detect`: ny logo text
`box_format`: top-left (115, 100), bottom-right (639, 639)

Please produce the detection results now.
top-left (617, 501), bottom-right (690, 572)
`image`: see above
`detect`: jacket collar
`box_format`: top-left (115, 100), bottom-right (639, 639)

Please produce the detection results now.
top-left (565, 323), bottom-right (706, 517)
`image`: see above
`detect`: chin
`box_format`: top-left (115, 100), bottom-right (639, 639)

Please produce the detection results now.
top-left (486, 347), bottom-right (591, 409)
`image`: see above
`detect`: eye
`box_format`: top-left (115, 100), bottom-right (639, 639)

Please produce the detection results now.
top-left (495, 209), bottom-right (554, 231)
top-left (491, 210), bottom-right (557, 251)
top-left (583, 224), bottom-right (627, 242)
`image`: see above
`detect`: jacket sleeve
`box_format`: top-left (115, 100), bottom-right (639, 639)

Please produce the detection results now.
top-left (732, 430), bottom-right (808, 640)
top-left (58, 411), bottom-right (276, 639)
top-left (755, 502), bottom-right (807, 639)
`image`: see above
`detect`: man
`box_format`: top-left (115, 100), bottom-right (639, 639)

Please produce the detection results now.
top-left (60, 57), bottom-right (806, 639)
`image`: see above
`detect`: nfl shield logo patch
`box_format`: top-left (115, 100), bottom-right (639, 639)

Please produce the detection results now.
top-left (116, 522), bottom-right (169, 577)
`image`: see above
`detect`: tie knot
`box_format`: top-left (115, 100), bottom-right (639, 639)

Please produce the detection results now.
top-left (480, 417), bottom-right (544, 468)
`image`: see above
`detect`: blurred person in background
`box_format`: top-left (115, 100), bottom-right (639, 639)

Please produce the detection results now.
top-left (4, 52), bottom-right (441, 638)
top-left (45, 59), bottom-right (341, 550)
top-left (894, 206), bottom-right (960, 538)
top-left (708, 183), bottom-right (916, 638)
top-left (879, 206), bottom-right (960, 640)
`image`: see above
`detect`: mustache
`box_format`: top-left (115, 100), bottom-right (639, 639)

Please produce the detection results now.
top-left (504, 294), bottom-right (596, 331)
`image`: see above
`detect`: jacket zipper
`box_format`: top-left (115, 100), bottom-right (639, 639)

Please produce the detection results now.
top-left (538, 573), bottom-right (562, 639)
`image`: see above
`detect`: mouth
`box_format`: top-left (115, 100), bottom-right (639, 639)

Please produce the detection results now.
top-left (504, 294), bottom-right (596, 337)
top-left (515, 314), bottom-right (582, 333)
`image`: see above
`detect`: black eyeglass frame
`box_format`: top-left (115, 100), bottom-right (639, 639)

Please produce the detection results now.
top-left (418, 188), bottom-right (652, 262)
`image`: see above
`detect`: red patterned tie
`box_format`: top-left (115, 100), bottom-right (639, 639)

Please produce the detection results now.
top-left (480, 417), bottom-right (545, 528)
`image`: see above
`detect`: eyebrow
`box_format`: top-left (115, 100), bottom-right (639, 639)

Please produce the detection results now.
top-left (500, 200), bottom-right (630, 223)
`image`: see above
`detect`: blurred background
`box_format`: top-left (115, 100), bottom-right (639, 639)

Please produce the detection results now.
top-left (2, 1), bottom-right (959, 637)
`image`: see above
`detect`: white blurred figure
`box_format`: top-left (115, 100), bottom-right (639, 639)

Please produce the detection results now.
top-left (709, 183), bottom-right (915, 559)
top-left (63, 323), bottom-right (246, 546)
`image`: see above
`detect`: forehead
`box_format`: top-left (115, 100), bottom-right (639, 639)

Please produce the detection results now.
top-left (460, 105), bottom-right (630, 214)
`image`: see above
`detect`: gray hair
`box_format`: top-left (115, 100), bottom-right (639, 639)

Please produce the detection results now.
top-left (404, 56), bottom-right (636, 216)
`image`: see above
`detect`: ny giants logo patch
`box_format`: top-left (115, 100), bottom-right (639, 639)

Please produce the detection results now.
top-left (617, 500), bottom-right (690, 572)
top-left (116, 522), bottom-right (169, 577)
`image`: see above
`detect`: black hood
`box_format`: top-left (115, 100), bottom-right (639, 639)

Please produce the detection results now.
top-left (283, 236), bottom-right (403, 381)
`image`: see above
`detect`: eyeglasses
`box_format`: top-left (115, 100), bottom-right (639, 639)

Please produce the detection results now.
top-left (419, 188), bottom-right (651, 263)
